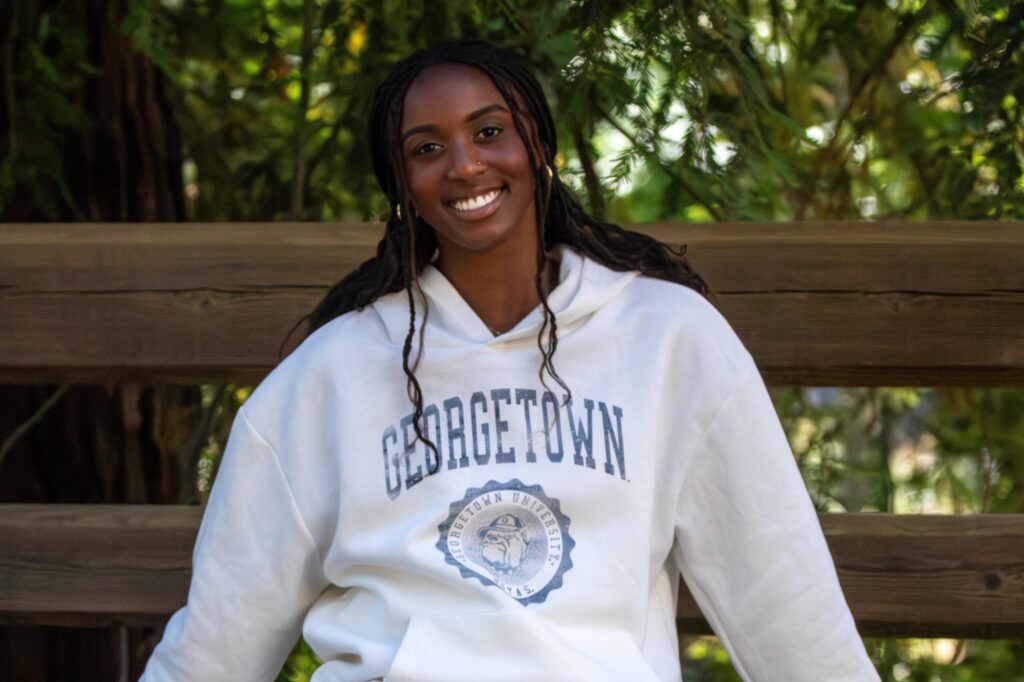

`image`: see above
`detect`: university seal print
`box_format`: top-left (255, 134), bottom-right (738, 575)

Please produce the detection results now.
top-left (436, 479), bottom-right (575, 605)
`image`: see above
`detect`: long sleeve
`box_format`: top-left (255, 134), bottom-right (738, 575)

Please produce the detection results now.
top-left (673, 361), bottom-right (879, 682)
top-left (141, 407), bottom-right (329, 682)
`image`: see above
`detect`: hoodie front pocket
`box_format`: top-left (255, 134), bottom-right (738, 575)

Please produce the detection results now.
top-left (384, 609), bottom-right (660, 682)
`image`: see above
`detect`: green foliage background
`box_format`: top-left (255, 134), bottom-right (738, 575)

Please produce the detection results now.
top-left (3, 0), bottom-right (1023, 680)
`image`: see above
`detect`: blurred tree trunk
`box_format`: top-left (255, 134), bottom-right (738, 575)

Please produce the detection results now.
top-left (0, 1), bottom-right (196, 680)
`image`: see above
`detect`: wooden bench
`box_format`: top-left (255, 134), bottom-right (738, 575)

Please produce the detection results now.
top-left (2, 221), bottom-right (1022, 641)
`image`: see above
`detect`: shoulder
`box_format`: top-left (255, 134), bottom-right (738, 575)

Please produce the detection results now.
top-left (617, 273), bottom-right (756, 382)
top-left (625, 273), bottom-right (709, 311)
top-left (240, 306), bottom-right (389, 430)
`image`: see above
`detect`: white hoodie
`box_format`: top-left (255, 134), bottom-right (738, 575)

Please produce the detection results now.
top-left (141, 246), bottom-right (879, 682)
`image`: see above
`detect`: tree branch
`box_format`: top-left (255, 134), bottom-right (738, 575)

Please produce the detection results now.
top-left (768, 0), bottom-right (789, 106)
top-left (573, 124), bottom-right (606, 220)
top-left (595, 104), bottom-right (725, 221)
top-left (821, 10), bottom-right (925, 166)
top-left (0, 385), bottom-right (69, 472)
top-left (289, 0), bottom-right (316, 220)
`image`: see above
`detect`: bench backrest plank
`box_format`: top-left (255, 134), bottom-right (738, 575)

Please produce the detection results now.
top-left (2, 221), bottom-right (1022, 385)
top-left (2, 505), bottom-right (1021, 637)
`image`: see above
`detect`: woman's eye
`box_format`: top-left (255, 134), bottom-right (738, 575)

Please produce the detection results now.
top-left (413, 142), bottom-right (441, 156)
top-left (478, 126), bottom-right (502, 139)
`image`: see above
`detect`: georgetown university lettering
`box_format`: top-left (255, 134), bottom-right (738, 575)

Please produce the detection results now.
top-left (382, 388), bottom-right (626, 499)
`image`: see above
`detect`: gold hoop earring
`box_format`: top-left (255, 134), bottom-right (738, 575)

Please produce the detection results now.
top-left (396, 204), bottom-right (403, 221)
top-left (545, 164), bottom-right (554, 180)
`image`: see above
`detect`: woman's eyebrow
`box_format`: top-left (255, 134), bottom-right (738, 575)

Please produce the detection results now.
top-left (401, 103), bottom-right (510, 142)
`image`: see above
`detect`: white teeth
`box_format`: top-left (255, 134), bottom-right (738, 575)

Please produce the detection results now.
top-left (451, 189), bottom-right (501, 212)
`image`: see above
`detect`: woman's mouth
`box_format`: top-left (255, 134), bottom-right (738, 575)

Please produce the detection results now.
top-left (446, 187), bottom-right (506, 219)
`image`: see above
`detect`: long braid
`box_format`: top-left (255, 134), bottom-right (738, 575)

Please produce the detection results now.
top-left (475, 65), bottom-right (569, 400)
top-left (388, 86), bottom-right (442, 476)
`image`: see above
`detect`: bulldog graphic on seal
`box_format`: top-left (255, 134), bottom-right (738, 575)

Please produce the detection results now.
top-left (437, 479), bottom-right (575, 605)
top-left (478, 513), bottom-right (530, 574)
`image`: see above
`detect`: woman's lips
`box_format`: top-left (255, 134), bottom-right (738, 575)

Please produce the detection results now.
top-left (445, 187), bottom-right (506, 221)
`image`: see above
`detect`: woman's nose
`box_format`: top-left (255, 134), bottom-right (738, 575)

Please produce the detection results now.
top-left (446, 142), bottom-right (486, 180)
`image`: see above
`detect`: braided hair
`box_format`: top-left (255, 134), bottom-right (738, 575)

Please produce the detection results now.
top-left (289, 39), bottom-right (712, 475)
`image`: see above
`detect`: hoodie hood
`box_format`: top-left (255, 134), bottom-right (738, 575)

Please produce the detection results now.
top-left (372, 245), bottom-right (637, 348)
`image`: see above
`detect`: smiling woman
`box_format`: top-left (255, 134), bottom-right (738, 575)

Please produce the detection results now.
top-left (139, 40), bottom-right (881, 682)
top-left (399, 62), bottom-right (545, 326)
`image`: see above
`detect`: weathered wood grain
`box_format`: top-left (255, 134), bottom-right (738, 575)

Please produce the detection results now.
top-left (680, 513), bottom-right (1024, 638)
top-left (0, 505), bottom-right (200, 615)
top-left (2, 222), bottom-right (1022, 385)
top-left (2, 505), bottom-right (1022, 638)
top-left (4, 221), bottom-right (1022, 292)
top-left (2, 290), bottom-right (1021, 385)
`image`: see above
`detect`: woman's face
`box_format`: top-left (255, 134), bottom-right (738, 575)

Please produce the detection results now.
top-left (399, 63), bottom-right (539, 263)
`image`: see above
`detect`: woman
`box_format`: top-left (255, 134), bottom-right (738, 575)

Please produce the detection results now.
top-left (142, 40), bottom-right (878, 681)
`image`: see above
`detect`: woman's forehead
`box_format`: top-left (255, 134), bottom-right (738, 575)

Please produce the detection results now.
top-left (401, 63), bottom-right (510, 127)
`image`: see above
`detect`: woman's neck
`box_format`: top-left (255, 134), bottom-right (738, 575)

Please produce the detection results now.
top-left (435, 244), bottom-right (559, 336)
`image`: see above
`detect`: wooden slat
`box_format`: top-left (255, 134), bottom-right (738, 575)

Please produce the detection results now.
top-left (2, 505), bottom-right (1022, 638)
top-left (679, 512), bottom-right (1024, 639)
top-left (2, 221), bottom-right (1022, 385)
top-left (0, 505), bottom-right (200, 616)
